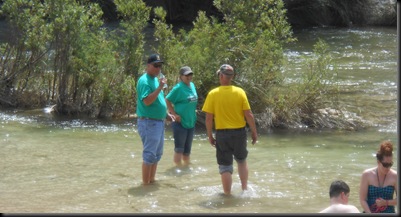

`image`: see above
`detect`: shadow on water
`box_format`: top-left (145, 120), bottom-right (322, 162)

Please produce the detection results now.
top-left (127, 183), bottom-right (161, 197)
top-left (198, 194), bottom-right (238, 210)
top-left (164, 165), bottom-right (193, 177)
top-left (197, 191), bottom-right (259, 210)
top-left (197, 184), bottom-right (262, 210)
top-left (127, 180), bottom-right (184, 197)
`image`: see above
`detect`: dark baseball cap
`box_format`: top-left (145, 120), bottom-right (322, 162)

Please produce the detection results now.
top-left (147, 54), bottom-right (164, 64)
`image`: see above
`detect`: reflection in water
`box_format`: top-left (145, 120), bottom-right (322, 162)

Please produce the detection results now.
top-left (164, 165), bottom-right (194, 177)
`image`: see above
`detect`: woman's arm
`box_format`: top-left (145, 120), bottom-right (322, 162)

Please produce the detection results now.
top-left (387, 170), bottom-right (397, 206)
top-left (165, 98), bottom-right (178, 122)
top-left (359, 171), bottom-right (371, 213)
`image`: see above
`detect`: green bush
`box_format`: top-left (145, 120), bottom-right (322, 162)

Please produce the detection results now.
top-left (0, 0), bottom-right (352, 129)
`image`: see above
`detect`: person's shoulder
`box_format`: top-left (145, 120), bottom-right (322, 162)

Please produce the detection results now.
top-left (362, 167), bottom-right (376, 174)
top-left (231, 85), bottom-right (246, 92)
top-left (388, 168), bottom-right (397, 178)
top-left (319, 204), bottom-right (360, 213)
top-left (319, 207), bottom-right (330, 213)
top-left (172, 82), bottom-right (183, 89)
top-left (209, 86), bottom-right (220, 93)
top-left (346, 204), bottom-right (360, 213)
top-left (138, 72), bottom-right (149, 81)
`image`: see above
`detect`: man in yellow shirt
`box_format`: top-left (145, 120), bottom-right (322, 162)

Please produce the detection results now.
top-left (202, 64), bottom-right (258, 195)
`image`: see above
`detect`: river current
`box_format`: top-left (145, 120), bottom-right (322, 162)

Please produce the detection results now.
top-left (0, 25), bottom-right (398, 213)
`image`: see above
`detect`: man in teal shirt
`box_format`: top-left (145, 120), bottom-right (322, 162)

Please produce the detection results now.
top-left (136, 53), bottom-right (167, 185)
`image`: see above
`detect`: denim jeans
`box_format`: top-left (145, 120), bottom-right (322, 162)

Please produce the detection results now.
top-left (137, 118), bottom-right (165, 164)
top-left (172, 121), bottom-right (194, 155)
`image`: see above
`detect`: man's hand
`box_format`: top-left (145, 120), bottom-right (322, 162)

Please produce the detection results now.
top-left (251, 131), bottom-right (258, 145)
top-left (208, 136), bottom-right (216, 147)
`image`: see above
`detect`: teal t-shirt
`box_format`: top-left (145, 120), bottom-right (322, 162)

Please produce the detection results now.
top-left (166, 81), bottom-right (198, 129)
top-left (136, 72), bottom-right (167, 119)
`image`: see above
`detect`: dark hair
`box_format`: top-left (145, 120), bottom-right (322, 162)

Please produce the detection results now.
top-left (376, 140), bottom-right (393, 161)
top-left (329, 180), bottom-right (350, 198)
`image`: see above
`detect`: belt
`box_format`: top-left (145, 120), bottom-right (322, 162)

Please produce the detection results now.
top-left (138, 117), bottom-right (164, 121)
top-left (216, 127), bottom-right (245, 132)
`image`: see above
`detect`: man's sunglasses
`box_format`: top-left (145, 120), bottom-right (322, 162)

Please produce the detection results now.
top-left (381, 161), bottom-right (393, 168)
top-left (152, 63), bottom-right (163, 68)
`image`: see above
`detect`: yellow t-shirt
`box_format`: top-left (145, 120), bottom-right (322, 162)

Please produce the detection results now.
top-left (202, 85), bottom-right (251, 129)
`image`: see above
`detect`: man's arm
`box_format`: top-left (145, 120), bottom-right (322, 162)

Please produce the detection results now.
top-left (143, 85), bottom-right (163, 106)
top-left (244, 110), bottom-right (257, 145)
top-left (205, 112), bottom-right (215, 147)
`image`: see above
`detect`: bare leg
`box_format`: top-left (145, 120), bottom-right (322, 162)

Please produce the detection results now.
top-left (182, 155), bottom-right (190, 166)
top-left (237, 160), bottom-right (248, 191)
top-left (221, 172), bottom-right (232, 195)
top-left (174, 152), bottom-right (183, 166)
top-left (149, 163), bottom-right (158, 183)
top-left (142, 162), bottom-right (152, 185)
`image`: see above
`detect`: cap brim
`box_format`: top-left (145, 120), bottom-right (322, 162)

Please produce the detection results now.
top-left (217, 70), bottom-right (234, 75)
top-left (183, 72), bottom-right (193, 75)
top-left (150, 60), bottom-right (164, 64)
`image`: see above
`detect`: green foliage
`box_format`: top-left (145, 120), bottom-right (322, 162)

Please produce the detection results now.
top-left (148, 0), bottom-right (340, 129)
top-left (286, 39), bottom-right (338, 113)
top-left (297, 39), bottom-right (335, 109)
top-left (0, 0), bottom-right (138, 117)
top-left (212, 0), bottom-right (297, 113)
top-left (0, 0), bottom-right (51, 107)
top-left (153, 10), bottom-right (233, 100)
top-left (151, 6), bottom-right (182, 92)
top-left (183, 13), bottom-right (233, 91)
top-left (0, 0), bottom-right (342, 129)
top-left (265, 38), bottom-right (339, 128)
top-left (113, 0), bottom-right (150, 78)
top-left (151, 0), bottom-right (296, 112)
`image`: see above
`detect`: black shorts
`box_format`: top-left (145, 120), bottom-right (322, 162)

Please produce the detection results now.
top-left (215, 127), bottom-right (248, 166)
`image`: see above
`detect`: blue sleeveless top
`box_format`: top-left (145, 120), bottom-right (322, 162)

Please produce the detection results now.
top-left (367, 185), bottom-right (395, 213)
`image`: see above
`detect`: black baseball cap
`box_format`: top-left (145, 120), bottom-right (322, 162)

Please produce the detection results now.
top-left (147, 54), bottom-right (164, 64)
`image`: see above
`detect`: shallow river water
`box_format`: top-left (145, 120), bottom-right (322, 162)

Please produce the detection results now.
top-left (0, 25), bottom-right (398, 214)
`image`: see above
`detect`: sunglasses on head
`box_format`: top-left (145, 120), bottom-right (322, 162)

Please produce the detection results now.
top-left (152, 63), bottom-right (163, 68)
top-left (381, 161), bottom-right (393, 168)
